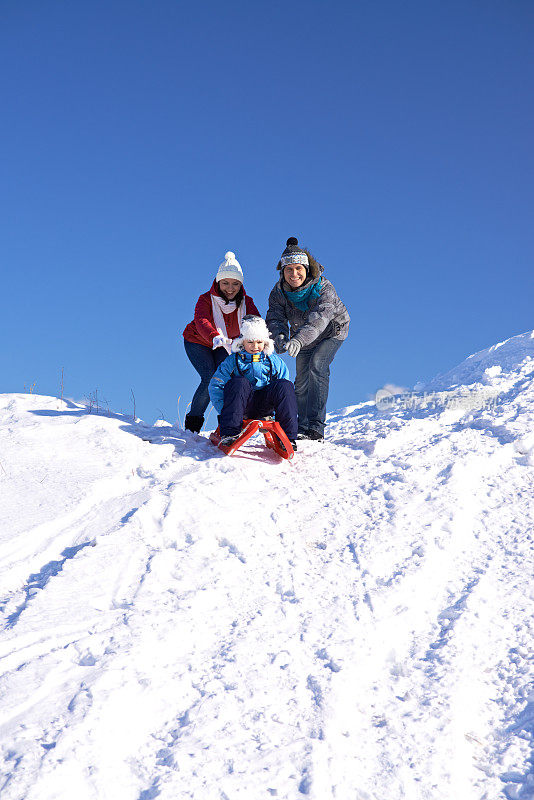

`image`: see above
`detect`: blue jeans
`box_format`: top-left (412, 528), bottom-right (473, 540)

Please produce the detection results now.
top-left (184, 340), bottom-right (228, 417)
top-left (294, 337), bottom-right (343, 435)
top-left (219, 376), bottom-right (298, 440)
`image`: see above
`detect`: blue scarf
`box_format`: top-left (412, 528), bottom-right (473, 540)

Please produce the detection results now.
top-left (285, 278), bottom-right (322, 312)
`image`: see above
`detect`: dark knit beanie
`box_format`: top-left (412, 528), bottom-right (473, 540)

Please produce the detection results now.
top-left (280, 237), bottom-right (309, 268)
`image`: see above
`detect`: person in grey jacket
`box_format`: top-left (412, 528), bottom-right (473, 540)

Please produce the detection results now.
top-left (266, 237), bottom-right (349, 441)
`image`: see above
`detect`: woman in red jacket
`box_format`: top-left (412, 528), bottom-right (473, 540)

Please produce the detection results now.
top-left (182, 251), bottom-right (260, 432)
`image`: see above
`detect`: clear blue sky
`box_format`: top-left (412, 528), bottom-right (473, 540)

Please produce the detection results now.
top-left (2, 0), bottom-right (533, 424)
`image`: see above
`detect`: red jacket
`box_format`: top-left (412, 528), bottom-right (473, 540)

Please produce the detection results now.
top-left (183, 281), bottom-right (260, 348)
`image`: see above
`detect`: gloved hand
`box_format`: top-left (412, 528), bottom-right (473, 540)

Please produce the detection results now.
top-left (212, 334), bottom-right (231, 350)
top-left (274, 333), bottom-right (288, 354)
top-left (286, 339), bottom-right (302, 357)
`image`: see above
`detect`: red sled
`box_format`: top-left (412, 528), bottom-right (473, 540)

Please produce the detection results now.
top-left (209, 419), bottom-right (295, 460)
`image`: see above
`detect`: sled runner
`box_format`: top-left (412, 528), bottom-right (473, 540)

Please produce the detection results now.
top-left (209, 419), bottom-right (295, 460)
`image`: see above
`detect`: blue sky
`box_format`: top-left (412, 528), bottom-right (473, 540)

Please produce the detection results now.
top-left (2, 0), bottom-right (533, 424)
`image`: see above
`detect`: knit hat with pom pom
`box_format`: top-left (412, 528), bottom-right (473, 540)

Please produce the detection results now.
top-left (280, 237), bottom-right (309, 268)
top-left (216, 251), bottom-right (244, 283)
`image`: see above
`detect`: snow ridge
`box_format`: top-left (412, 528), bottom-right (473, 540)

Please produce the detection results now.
top-left (1, 330), bottom-right (533, 800)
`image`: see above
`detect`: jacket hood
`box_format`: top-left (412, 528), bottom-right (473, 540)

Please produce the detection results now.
top-left (231, 338), bottom-right (275, 356)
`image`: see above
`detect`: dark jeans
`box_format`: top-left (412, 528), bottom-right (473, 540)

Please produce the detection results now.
top-left (219, 375), bottom-right (298, 440)
top-left (295, 337), bottom-right (343, 435)
top-left (184, 340), bottom-right (228, 417)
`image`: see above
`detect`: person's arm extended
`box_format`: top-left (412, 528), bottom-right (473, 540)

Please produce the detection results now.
top-left (194, 294), bottom-right (219, 344)
top-left (208, 355), bottom-right (235, 414)
top-left (265, 287), bottom-right (289, 341)
top-left (291, 282), bottom-right (339, 348)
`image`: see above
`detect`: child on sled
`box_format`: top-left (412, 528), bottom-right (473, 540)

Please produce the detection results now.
top-left (208, 315), bottom-right (298, 449)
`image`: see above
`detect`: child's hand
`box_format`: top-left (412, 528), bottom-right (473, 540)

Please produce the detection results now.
top-left (286, 339), bottom-right (302, 357)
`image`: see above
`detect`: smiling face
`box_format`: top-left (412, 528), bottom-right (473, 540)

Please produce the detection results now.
top-left (218, 279), bottom-right (242, 300)
top-left (283, 264), bottom-right (307, 289)
top-left (243, 339), bottom-right (265, 354)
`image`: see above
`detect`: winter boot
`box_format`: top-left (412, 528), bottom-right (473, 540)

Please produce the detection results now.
top-left (184, 414), bottom-right (204, 433)
top-left (219, 433), bottom-right (240, 447)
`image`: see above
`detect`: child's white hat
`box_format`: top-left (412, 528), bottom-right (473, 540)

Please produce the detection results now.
top-left (231, 315), bottom-right (275, 354)
top-left (216, 251), bottom-right (244, 283)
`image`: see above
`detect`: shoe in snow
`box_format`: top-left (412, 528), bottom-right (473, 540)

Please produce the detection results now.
top-left (279, 438), bottom-right (297, 453)
top-left (219, 434), bottom-right (240, 447)
top-left (306, 430), bottom-right (324, 441)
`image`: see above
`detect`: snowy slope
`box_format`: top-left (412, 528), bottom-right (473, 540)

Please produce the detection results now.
top-left (1, 330), bottom-right (533, 800)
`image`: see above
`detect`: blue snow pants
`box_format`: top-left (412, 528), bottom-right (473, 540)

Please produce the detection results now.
top-left (219, 375), bottom-right (298, 440)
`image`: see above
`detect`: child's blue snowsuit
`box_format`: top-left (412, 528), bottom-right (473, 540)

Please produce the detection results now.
top-left (208, 351), bottom-right (298, 439)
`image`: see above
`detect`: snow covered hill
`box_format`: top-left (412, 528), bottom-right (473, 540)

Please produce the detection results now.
top-left (1, 330), bottom-right (533, 800)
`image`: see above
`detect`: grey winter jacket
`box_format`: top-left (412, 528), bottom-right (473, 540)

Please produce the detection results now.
top-left (266, 273), bottom-right (350, 351)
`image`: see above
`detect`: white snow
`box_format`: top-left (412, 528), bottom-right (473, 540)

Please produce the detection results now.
top-left (1, 329), bottom-right (534, 800)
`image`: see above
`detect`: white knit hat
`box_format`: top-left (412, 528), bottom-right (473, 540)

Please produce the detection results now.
top-left (231, 315), bottom-right (274, 355)
top-left (216, 251), bottom-right (244, 283)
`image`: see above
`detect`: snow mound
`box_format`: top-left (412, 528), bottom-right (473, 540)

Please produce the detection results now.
top-left (425, 328), bottom-right (534, 391)
top-left (1, 333), bottom-right (534, 800)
